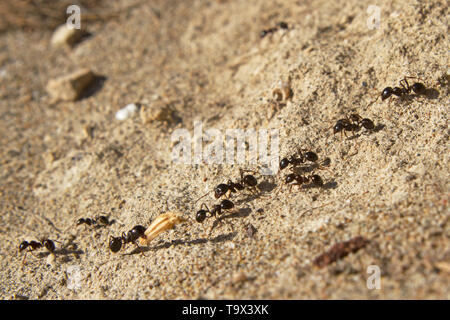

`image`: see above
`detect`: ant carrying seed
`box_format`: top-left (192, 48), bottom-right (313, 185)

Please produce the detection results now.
top-left (109, 225), bottom-right (146, 254)
top-left (76, 215), bottom-right (110, 227)
top-left (332, 114), bottom-right (375, 138)
top-left (195, 199), bottom-right (235, 223)
top-left (195, 169), bottom-right (258, 204)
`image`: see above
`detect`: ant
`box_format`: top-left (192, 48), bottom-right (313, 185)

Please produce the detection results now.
top-left (280, 173), bottom-right (324, 193)
top-left (19, 239), bottom-right (56, 262)
top-left (381, 76), bottom-right (427, 102)
top-left (195, 169), bottom-right (258, 203)
top-left (109, 225), bottom-right (146, 254)
top-left (260, 21), bottom-right (288, 38)
top-left (279, 149), bottom-right (319, 170)
top-left (195, 199), bottom-right (235, 223)
top-left (332, 114), bottom-right (374, 138)
top-left (76, 215), bottom-right (110, 227)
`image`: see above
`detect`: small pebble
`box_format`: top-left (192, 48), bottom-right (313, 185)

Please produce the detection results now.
top-left (46, 68), bottom-right (95, 101)
top-left (51, 24), bottom-right (84, 48)
top-left (232, 271), bottom-right (248, 283)
top-left (116, 103), bottom-right (138, 120)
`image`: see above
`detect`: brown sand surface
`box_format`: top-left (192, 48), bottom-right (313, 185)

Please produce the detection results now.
top-left (0, 0), bottom-right (449, 299)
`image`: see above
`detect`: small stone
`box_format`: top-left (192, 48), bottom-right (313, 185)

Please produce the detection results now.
top-left (46, 68), bottom-right (95, 101)
top-left (116, 103), bottom-right (138, 120)
top-left (51, 24), bottom-right (84, 48)
top-left (245, 224), bottom-right (257, 238)
top-left (232, 271), bottom-right (248, 283)
top-left (140, 103), bottom-right (177, 124)
top-left (83, 124), bottom-right (95, 139)
top-left (46, 254), bottom-right (56, 267)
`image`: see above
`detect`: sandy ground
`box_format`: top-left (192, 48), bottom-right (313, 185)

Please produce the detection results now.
top-left (0, 0), bottom-right (449, 299)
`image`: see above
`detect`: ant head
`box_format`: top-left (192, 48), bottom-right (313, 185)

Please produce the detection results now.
top-left (109, 236), bottom-right (123, 253)
top-left (285, 173), bottom-right (296, 184)
top-left (196, 210), bottom-right (208, 223)
top-left (333, 120), bottom-right (345, 134)
top-left (214, 184), bottom-right (229, 198)
top-left (381, 87), bottom-right (393, 100)
top-left (18, 241), bottom-right (28, 252)
top-left (280, 158), bottom-right (290, 170)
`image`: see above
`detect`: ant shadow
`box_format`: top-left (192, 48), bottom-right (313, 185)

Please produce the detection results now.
top-left (72, 31), bottom-right (93, 48)
top-left (393, 89), bottom-right (440, 105)
top-left (346, 123), bottom-right (384, 140)
top-left (126, 231), bottom-right (238, 255)
top-left (301, 179), bottom-right (338, 190)
top-left (424, 88), bottom-right (439, 99)
top-left (28, 247), bottom-right (84, 262)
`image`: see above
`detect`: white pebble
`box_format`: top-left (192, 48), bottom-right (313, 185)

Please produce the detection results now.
top-left (115, 103), bottom-right (138, 120)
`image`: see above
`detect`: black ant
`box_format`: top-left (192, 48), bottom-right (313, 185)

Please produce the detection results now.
top-left (76, 215), bottom-right (110, 227)
top-left (281, 173), bottom-right (324, 193)
top-left (195, 199), bottom-right (235, 223)
top-left (19, 239), bottom-right (56, 262)
top-left (260, 21), bottom-right (288, 38)
top-left (195, 169), bottom-right (258, 203)
top-left (279, 150), bottom-right (319, 170)
top-left (381, 76), bottom-right (427, 102)
top-left (109, 225), bottom-right (146, 254)
top-left (332, 114), bottom-right (375, 138)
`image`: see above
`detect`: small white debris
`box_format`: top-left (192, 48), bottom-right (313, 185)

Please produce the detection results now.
top-left (51, 24), bottom-right (84, 48)
top-left (115, 103), bottom-right (138, 120)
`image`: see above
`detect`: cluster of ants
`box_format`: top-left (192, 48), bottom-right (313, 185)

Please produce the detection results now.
top-left (191, 76), bottom-right (432, 229)
top-left (18, 76), bottom-right (432, 260)
top-left (191, 148), bottom-right (327, 231)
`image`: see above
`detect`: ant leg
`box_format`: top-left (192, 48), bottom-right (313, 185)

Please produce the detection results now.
top-left (403, 76), bottom-right (424, 82)
top-left (21, 251), bottom-right (29, 265)
top-left (194, 191), bottom-right (212, 205)
top-left (367, 87), bottom-right (380, 107)
top-left (133, 242), bottom-right (146, 257)
top-left (288, 183), bottom-right (303, 193)
top-left (200, 203), bottom-right (209, 211)
top-left (399, 78), bottom-right (412, 94)
top-left (208, 217), bottom-right (223, 238)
